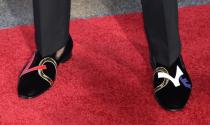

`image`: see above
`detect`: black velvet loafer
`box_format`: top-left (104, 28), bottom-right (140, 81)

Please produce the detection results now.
top-left (18, 36), bottom-right (73, 99)
top-left (153, 56), bottom-right (192, 111)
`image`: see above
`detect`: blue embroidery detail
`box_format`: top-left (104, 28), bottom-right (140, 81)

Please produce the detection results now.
top-left (179, 76), bottom-right (192, 89)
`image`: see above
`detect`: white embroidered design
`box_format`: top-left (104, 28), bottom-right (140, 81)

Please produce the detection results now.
top-left (158, 66), bottom-right (183, 87)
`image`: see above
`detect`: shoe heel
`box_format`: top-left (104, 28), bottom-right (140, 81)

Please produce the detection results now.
top-left (59, 35), bottom-right (73, 63)
top-left (60, 52), bottom-right (72, 63)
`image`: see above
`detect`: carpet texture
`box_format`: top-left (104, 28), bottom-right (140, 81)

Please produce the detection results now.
top-left (0, 4), bottom-right (210, 125)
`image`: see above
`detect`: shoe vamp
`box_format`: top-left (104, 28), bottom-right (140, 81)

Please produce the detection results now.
top-left (19, 71), bottom-right (51, 95)
top-left (155, 83), bottom-right (191, 106)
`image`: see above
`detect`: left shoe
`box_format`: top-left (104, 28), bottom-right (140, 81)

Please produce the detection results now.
top-left (153, 56), bottom-right (192, 111)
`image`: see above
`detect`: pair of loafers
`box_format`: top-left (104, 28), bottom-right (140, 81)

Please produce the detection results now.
top-left (18, 36), bottom-right (192, 111)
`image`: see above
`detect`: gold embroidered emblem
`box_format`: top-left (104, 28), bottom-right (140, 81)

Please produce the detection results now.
top-left (38, 57), bottom-right (57, 86)
top-left (153, 67), bottom-right (169, 93)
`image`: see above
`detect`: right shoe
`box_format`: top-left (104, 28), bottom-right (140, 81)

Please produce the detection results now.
top-left (18, 36), bottom-right (73, 99)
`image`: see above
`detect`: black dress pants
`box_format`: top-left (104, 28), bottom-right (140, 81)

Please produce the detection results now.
top-left (33, 0), bottom-right (181, 67)
top-left (33, 0), bottom-right (71, 57)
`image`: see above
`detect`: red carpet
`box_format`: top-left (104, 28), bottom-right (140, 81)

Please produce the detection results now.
top-left (0, 4), bottom-right (210, 125)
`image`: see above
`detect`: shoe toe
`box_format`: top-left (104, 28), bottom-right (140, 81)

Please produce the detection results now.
top-left (18, 73), bottom-right (51, 99)
top-left (155, 83), bottom-right (191, 111)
